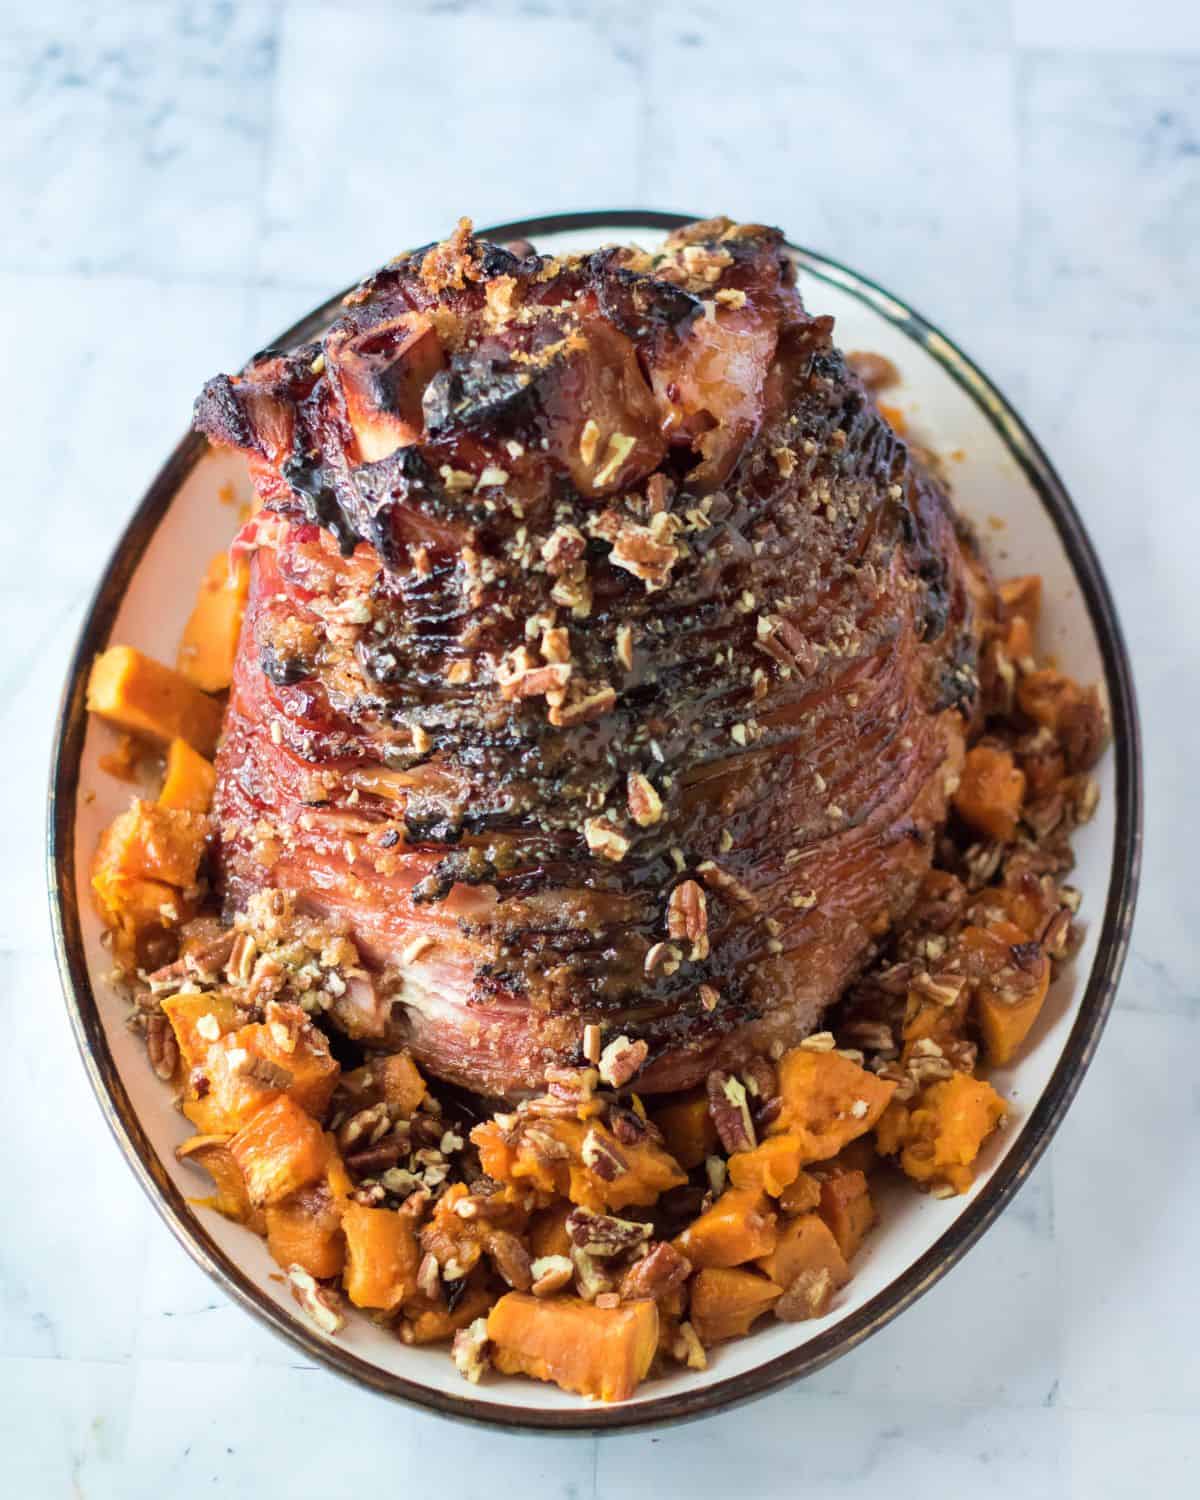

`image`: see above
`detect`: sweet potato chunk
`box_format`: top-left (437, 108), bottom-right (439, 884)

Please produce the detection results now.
top-left (954, 745), bottom-right (1026, 842)
top-left (159, 737), bottom-right (216, 813)
top-left (689, 1268), bottom-right (781, 1344)
top-left (755, 1211), bottom-right (848, 1293)
top-left (777, 1169), bottom-right (822, 1216)
top-left (768, 1048), bottom-right (896, 1162)
top-left (975, 952), bottom-right (1052, 1067)
top-left (161, 990), bottom-right (242, 1069)
top-left (87, 645), bottom-right (223, 755)
top-left (896, 1073), bottom-right (1008, 1194)
top-left (651, 1087), bottom-right (718, 1169)
top-left (94, 799), bottom-right (209, 889)
top-left (472, 1116), bottom-right (686, 1213)
top-left (487, 1293), bottom-right (659, 1402)
top-left (528, 1202), bottom-right (573, 1261)
top-left (90, 867), bottom-right (189, 969)
top-left (402, 1276), bottom-right (495, 1345)
top-left (176, 1133), bottom-right (262, 1231)
top-left (342, 1202), bottom-right (419, 1311)
top-left (998, 574), bottom-right (1042, 625)
top-left (376, 1051), bottom-right (426, 1117)
top-left (228, 1095), bottom-right (330, 1207)
top-left (181, 1008), bottom-right (339, 1133)
top-left (673, 1187), bottom-right (777, 1269)
top-left (177, 551), bottom-right (249, 693)
top-left (728, 1135), bottom-right (804, 1196)
top-left (266, 1181), bottom-right (345, 1279)
top-left (816, 1168), bottom-right (876, 1260)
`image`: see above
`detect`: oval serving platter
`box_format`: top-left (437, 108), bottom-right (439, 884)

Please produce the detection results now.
top-left (48, 211), bottom-right (1141, 1430)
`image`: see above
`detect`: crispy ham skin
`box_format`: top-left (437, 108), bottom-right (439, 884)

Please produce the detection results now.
top-left (195, 217), bottom-right (989, 1097)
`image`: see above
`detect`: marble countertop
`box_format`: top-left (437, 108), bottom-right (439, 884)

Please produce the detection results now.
top-left (4, 2), bottom-right (1197, 1495)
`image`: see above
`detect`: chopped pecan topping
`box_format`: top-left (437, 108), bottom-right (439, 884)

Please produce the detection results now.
top-left (667, 879), bottom-right (709, 960)
top-left (582, 1127), bottom-right (629, 1182)
top-left (627, 771), bottom-right (664, 827)
top-left (287, 1265), bottom-right (345, 1335)
top-left (706, 1069), bottom-right (756, 1154)
top-left (583, 816), bottom-right (630, 862)
top-left (598, 1034), bottom-right (649, 1088)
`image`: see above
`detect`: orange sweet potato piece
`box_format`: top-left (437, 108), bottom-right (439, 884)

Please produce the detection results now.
top-left (777, 1169), bottom-right (822, 1216)
top-left (181, 1007), bottom-right (339, 1133)
top-left (90, 867), bottom-right (190, 969)
top-left (816, 1168), bottom-right (876, 1260)
top-left (673, 1187), bottom-right (777, 1269)
top-left (689, 1268), bottom-right (782, 1345)
top-left (177, 551), bottom-right (249, 693)
top-left (402, 1275), bottom-right (495, 1345)
top-left (728, 1135), bottom-right (804, 1196)
top-left (755, 1211), bottom-right (848, 1292)
top-left (998, 574), bottom-right (1042, 625)
top-left (266, 1180), bottom-right (345, 1279)
top-left (651, 1087), bottom-right (718, 1169)
top-left (472, 1116), bottom-right (686, 1213)
top-left (487, 1293), bottom-right (659, 1402)
top-left (228, 1095), bottom-right (330, 1207)
top-left (959, 921), bottom-right (1052, 1066)
top-left (87, 645), bottom-right (223, 755)
top-left (376, 1051), bottom-right (426, 1117)
top-left (978, 963), bottom-right (1051, 1066)
top-left (898, 1073), bottom-right (1008, 1194)
top-left (159, 737), bottom-right (216, 813)
top-left (161, 991), bottom-right (242, 1069)
top-left (341, 1202), bottom-right (419, 1311)
top-left (769, 1048), bottom-right (896, 1162)
top-left (175, 1133), bottom-right (263, 1232)
top-left (953, 745), bottom-right (1026, 842)
top-left (94, 799), bottom-right (209, 889)
top-left (528, 1202), bottom-right (573, 1260)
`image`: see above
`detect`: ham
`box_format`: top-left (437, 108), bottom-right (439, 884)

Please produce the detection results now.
top-left (194, 216), bottom-right (989, 1097)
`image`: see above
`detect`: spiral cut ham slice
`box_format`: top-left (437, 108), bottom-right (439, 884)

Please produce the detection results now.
top-left (195, 217), bottom-right (989, 1097)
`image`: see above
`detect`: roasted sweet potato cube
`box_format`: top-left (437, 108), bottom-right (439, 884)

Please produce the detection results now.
top-left (954, 745), bottom-right (1026, 842)
top-left (673, 1187), bottom-right (777, 1269)
top-left (266, 1180), bottom-right (345, 1280)
top-left (487, 1293), bottom-right (659, 1403)
top-left (181, 1009), bottom-right (339, 1133)
top-left (651, 1087), bottom-right (718, 1169)
top-left (87, 644), bottom-right (223, 755)
top-left (769, 1048), bottom-right (896, 1162)
top-left (816, 1168), bottom-right (876, 1260)
top-left (977, 959), bottom-right (1051, 1068)
top-left (777, 1169), bottom-right (822, 1216)
top-left (341, 1202), bottom-right (419, 1311)
top-left (376, 1051), bottom-right (426, 1117)
top-left (898, 1073), bottom-right (1008, 1194)
top-left (176, 1133), bottom-right (262, 1232)
top-left (161, 991), bottom-right (242, 1069)
top-left (177, 551), bottom-right (249, 693)
top-left (689, 1268), bottom-right (781, 1345)
top-left (228, 1095), bottom-right (330, 1207)
top-left (728, 1135), bottom-right (804, 1196)
top-left (94, 799), bottom-right (209, 890)
top-left (528, 1201), bottom-right (573, 1260)
top-left (472, 1116), bottom-right (686, 1214)
top-left (755, 1211), bottom-right (849, 1293)
top-left (402, 1275), bottom-right (495, 1345)
top-left (159, 737), bottom-right (217, 813)
top-left (998, 574), bottom-right (1042, 625)
top-left (90, 865), bottom-right (190, 969)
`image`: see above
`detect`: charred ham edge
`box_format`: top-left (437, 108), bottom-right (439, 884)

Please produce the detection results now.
top-left (196, 215), bottom-right (985, 1098)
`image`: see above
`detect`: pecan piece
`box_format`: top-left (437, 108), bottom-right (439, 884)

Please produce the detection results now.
top-left (776, 1267), bottom-right (836, 1322)
top-left (597, 1034), bottom-right (648, 1089)
top-left (667, 879), bottom-right (709, 960)
top-left (145, 1012), bottom-right (179, 1081)
top-left (618, 1241), bottom-right (691, 1302)
top-left (485, 1230), bottom-right (533, 1291)
top-left (286, 1265), bottom-right (345, 1335)
top-left (581, 1127), bottom-right (629, 1182)
top-left (706, 1068), bottom-right (756, 1154)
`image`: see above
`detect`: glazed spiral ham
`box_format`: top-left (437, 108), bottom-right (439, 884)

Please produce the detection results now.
top-left (194, 218), bottom-right (988, 1098)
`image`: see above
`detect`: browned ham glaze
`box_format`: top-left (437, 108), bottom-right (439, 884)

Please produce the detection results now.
top-left (194, 217), bottom-right (991, 1097)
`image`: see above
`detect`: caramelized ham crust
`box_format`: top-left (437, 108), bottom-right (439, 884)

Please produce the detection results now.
top-left (195, 218), bottom-right (989, 1096)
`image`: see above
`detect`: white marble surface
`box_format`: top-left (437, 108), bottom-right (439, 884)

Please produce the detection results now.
top-left (3, 1), bottom-right (1197, 1494)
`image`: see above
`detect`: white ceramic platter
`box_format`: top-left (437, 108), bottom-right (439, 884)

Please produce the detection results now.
top-left (48, 213), bottom-right (1141, 1429)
